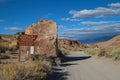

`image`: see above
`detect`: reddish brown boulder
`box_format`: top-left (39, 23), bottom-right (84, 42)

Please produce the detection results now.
top-left (25, 20), bottom-right (58, 57)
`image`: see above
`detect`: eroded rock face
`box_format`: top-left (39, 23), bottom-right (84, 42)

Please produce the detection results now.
top-left (58, 39), bottom-right (88, 51)
top-left (25, 20), bottom-right (58, 57)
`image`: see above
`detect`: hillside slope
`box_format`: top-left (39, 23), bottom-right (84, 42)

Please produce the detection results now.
top-left (96, 35), bottom-right (120, 48)
top-left (0, 34), bottom-right (17, 52)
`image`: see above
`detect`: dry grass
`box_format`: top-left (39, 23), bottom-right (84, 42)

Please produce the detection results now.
top-left (85, 47), bottom-right (120, 60)
top-left (111, 48), bottom-right (120, 60)
top-left (0, 60), bottom-right (52, 80)
top-left (85, 48), bottom-right (101, 56)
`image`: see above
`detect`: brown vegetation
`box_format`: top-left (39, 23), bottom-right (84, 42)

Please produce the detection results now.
top-left (0, 34), bottom-right (17, 53)
top-left (0, 60), bottom-right (52, 80)
top-left (86, 35), bottom-right (120, 60)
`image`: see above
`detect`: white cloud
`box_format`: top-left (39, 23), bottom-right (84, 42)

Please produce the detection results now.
top-left (58, 25), bottom-right (66, 30)
top-left (58, 23), bottom-right (120, 41)
top-left (61, 17), bottom-right (82, 21)
top-left (80, 21), bottom-right (120, 26)
top-left (4, 27), bottom-right (23, 31)
top-left (109, 3), bottom-right (120, 8)
top-left (80, 21), bottom-right (107, 26)
top-left (0, 19), bottom-right (5, 22)
top-left (69, 3), bottom-right (120, 18)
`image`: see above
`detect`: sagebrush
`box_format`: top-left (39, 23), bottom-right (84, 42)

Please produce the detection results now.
top-left (0, 60), bottom-right (52, 80)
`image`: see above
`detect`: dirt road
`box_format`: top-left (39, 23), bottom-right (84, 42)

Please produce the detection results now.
top-left (49, 51), bottom-right (120, 80)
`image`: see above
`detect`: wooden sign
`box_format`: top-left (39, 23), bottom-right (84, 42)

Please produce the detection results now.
top-left (17, 41), bottom-right (34, 46)
top-left (17, 34), bottom-right (38, 46)
top-left (17, 35), bottom-right (38, 42)
top-left (17, 34), bottom-right (38, 62)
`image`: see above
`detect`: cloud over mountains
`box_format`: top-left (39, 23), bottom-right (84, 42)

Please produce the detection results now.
top-left (59, 2), bottom-right (120, 43)
top-left (80, 21), bottom-right (120, 26)
top-left (59, 23), bottom-right (120, 43)
top-left (69, 3), bottom-right (120, 18)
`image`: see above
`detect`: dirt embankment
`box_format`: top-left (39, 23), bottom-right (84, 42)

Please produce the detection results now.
top-left (58, 39), bottom-right (88, 53)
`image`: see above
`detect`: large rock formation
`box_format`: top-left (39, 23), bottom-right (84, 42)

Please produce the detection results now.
top-left (25, 20), bottom-right (58, 57)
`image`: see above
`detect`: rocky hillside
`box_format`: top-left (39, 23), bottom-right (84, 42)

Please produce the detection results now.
top-left (58, 39), bottom-right (88, 52)
top-left (0, 34), bottom-right (17, 48)
top-left (96, 35), bottom-right (120, 48)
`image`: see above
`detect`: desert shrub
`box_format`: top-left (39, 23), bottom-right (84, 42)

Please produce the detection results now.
top-left (0, 60), bottom-right (52, 80)
top-left (0, 47), bottom-right (7, 53)
top-left (85, 48), bottom-right (101, 55)
top-left (111, 48), bottom-right (120, 60)
top-left (0, 55), bottom-right (10, 59)
top-left (86, 47), bottom-right (113, 57)
top-left (9, 46), bottom-right (18, 51)
top-left (85, 47), bottom-right (120, 61)
top-left (97, 48), bottom-right (108, 57)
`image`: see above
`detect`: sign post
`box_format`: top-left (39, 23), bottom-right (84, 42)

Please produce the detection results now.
top-left (17, 34), bottom-right (38, 62)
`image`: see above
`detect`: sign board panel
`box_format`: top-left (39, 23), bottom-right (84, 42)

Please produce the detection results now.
top-left (17, 41), bottom-right (34, 46)
top-left (17, 35), bottom-right (38, 42)
top-left (30, 46), bottom-right (34, 54)
top-left (17, 34), bottom-right (38, 46)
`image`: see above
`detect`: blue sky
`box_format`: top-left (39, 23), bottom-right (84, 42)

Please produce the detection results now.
top-left (0, 0), bottom-right (120, 43)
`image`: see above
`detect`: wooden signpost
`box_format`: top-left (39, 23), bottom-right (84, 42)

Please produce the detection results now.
top-left (17, 34), bottom-right (38, 62)
top-left (17, 35), bottom-right (38, 46)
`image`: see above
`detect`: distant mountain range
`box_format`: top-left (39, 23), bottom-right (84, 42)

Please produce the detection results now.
top-left (77, 34), bottom-right (119, 44)
top-left (96, 35), bottom-right (120, 48)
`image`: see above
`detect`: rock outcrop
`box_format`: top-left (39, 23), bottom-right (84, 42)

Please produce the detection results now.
top-left (58, 39), bottom-right (88, 51)
top-left (25, 20), bottom-right (58, 57)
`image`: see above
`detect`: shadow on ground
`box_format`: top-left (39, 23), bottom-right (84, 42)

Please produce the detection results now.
top-left (48, 55), bottom-right (91, 80)
top-left (61, 55), bottom-right (91, 63)
top-left (48, 67), bottom-right (70, 80)
top-left (60, 63), bottom-right (78, 67)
